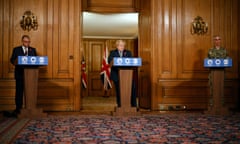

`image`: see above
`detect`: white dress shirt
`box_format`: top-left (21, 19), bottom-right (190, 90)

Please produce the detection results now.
top-left (22, 46), bottom-right (28, 56)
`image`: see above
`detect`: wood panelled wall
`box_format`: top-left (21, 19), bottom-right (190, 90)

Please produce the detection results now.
top-left (151, 0), bottom-right (239, 110)
top-left (0, 0), bottom-right (81, 111)
top-left (0, 0), bottom-right (239, 111)
top-left (82, 0), bottom-right (139, 13)
top-left (138, 0), bottom-right (152, 108)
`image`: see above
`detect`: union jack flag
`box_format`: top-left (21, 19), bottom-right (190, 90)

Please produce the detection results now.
top-left (81, 58), bottom-right (87, 89)
top-left (100, 46), bottom-right (112, 90)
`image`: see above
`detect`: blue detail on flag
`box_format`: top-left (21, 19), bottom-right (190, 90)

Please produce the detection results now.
top-left (18, 56), bottom-right (48, 65)
top-left (204, 58), bottom-right (232, 67)
top-left (113, 57), bottom-right (142, 66)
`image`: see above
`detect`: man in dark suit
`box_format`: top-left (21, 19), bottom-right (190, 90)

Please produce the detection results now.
top-left (10, 35), bottom-right (37, 116)
top-left (108, 40), bottom-right (136, 107)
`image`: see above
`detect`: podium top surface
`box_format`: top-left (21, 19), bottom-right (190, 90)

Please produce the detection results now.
top-left (204, 58), bottom-right (232, 68)
top-left (113, 57), bottom-right (142, 67)
top-left (18, 56), bottom-right (48, 66)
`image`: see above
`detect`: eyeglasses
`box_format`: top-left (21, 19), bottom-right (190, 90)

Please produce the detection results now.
top-left (23, 41), bottom-right (30, 43)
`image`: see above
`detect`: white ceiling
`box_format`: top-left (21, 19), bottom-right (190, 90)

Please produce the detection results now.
top-left (83, 12), bottom-right (139, 39)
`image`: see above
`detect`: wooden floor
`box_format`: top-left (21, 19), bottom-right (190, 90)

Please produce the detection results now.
top-left (48, 96), bottom-right (200, 115)
top-left (0, 96), bottom-right (204, 116)
top-left (47, 110), bottom-right (203, 116)
top-left (81, 96), bottom-right (117, 111)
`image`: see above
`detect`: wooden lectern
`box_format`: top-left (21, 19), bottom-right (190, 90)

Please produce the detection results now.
top-left (204, 58), bottom-right (232, 115)
top-left (18, 56), bottom-right (48, 118)
top-left (111, 57), bottom-right (141, 116)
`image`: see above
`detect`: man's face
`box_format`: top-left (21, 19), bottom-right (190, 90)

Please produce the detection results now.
top-left (22, 37), bottom-right (30, 47)
top-left (214, 37), bottom-right (221, 47)
top-left (117, 42), bottom-right (125, 52)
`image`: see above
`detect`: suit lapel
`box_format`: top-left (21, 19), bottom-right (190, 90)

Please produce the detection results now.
top-left (19, 46), bottom-right (35, 56)
top-left (20, 47), bottom-right (25, 56)
top-left (122, 50), bottom-right (126, 57)
top-left (28, 48), bottom-right (32, 56)
top-left (114, 49), bottom-right (120, 57)
top-left (114, 49), bottom-right (130, 57)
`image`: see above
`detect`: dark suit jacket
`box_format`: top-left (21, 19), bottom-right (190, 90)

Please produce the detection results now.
top-left (108, 49), bottom-right (132, 82)
top-left (10, 46), bottom-right (37, 79)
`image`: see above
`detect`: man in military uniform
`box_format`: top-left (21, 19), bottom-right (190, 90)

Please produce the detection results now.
top-left (208, 35), bottom-right (227, 59)
top-left (207, 35), bottom-right (228, 108)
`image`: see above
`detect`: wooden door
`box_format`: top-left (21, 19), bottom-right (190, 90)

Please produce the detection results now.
top-left (84, 40), bottom-right (105, 96)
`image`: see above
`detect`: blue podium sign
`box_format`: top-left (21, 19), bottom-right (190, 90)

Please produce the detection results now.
top-left (204, 58), bottom-right (232, 67)
top-left (113, 57), bottom-right (142, 66)
top-left (18, 56), bottom-right (48, 65)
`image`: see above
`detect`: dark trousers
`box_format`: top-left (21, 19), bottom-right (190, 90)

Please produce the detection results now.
top-left (113, 80), bottom-right (136, 107)
top-left (131, 82), bottom-right (137, 107)
top-left (15, 78), bottom-right (24, 111)
top-left (114, 81), bottom-right (121, 107)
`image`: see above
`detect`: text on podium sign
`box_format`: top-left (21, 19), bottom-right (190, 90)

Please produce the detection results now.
top-left (204, 58), bottom-right (232, 67)
top-left (113, 57), bottom-right (142, 66)
top-left (18, 56), bottom-right (48, 65)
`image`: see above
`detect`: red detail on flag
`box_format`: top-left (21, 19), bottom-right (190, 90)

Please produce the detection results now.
top-left (81, 60), bottom-right (87, 88)
top-left (100, 47), bottom-right (112, 90)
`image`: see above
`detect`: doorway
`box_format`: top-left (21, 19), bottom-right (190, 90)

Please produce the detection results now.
top-left (80, 0), bottom-right (152, 111)
top-left (81, 12), bottom-right (138, 111)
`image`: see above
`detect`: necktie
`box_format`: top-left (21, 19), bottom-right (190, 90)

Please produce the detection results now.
top-left (119, 51), bottom-right (123, 57)
top-left (24, 47), bottom-right (28, 56)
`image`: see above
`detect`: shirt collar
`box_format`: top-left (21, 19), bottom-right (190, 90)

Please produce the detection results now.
top-left (22, 46), bottom-right (28, 49)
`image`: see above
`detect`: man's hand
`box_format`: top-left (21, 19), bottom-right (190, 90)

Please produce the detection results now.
top-left (109, 60), bottom-right (113, 67)
top-left (14, 58), bottom-right (18, 65)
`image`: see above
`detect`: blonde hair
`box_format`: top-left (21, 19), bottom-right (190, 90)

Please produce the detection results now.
top-left (115, 40), bottom-right (126, 47)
